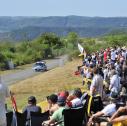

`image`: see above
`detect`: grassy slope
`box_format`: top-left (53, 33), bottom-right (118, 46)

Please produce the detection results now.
top-left (7, 59), bottom-right (85, 110)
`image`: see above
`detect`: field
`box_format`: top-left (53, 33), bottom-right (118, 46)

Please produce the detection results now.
top-left (7, 59), bottom-right (85, 110)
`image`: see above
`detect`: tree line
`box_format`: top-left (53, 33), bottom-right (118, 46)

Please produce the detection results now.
top-left (0, 32), bottom-right (78, 70)
top-left (0, 32), bottom-right (127, 70)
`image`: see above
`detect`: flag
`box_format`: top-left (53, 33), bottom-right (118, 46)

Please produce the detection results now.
top-left (10, 91), bottom-right (18, 112)
top-left (78, 43), bottom-right (84, 54)
top-left (78, 43), bottom-right (86, 58)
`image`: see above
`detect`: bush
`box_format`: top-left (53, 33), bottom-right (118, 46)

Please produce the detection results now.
top-left (68, 50), bottom-right (79, 61)
top-left (0, 62), bottom-right (6, 70)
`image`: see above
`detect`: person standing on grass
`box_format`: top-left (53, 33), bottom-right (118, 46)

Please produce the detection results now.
top-left (109, 70), bottom-right (121, 97)
top-left (111, 49), bottom-right (116, 63)
top-left (90, 67), bottom-right (103, 98)
top-left (104, 49), bottom-right (107, 63)
top-left (0, 76), bottom-right (10, 126)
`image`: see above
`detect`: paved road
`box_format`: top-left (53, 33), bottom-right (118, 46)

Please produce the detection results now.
top-left (1, 55), bottom-right (68, 85)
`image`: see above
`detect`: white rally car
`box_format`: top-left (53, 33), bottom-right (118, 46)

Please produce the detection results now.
top-left (32, 61), bottom-right (47, 72)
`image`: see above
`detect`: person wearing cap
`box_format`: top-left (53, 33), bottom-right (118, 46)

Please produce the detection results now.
top-left (87, 95), bottom-right (117, 126)
top-left (58, 91), bottom-right (69, 99)
top-left (22, 96), bottom-right (41, 123)
top-left (46, 94), bottom-right (59, 115)
top-left (42, 96), bottom-right (65, 126)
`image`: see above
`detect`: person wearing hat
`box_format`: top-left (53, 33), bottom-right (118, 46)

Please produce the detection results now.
top-left (58, 91), bottom-right (69, 99)
top-left (42, 96), bottom-right (65, 126)
top-left (22, 96), bottom-right (41, 124)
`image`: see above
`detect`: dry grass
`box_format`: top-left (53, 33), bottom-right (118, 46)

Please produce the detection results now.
top-left (7, 59), bottom-right (85, 110)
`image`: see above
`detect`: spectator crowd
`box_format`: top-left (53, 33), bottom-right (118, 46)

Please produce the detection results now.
top-left (0, 46), bottom-right (127, 126)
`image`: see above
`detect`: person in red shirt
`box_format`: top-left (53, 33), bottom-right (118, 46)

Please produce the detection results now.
top-left (104, 49), bottom-right (107, 63)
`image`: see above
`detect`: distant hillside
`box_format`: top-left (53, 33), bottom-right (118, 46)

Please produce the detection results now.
top-left (0, 16), bottom-right (127, 41)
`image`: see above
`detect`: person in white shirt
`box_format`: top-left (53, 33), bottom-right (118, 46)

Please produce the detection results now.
top-left (109, 70), bottom-right (121, 96)
top-left (0, 78), bottom-right (10, 126)
top-left (103, 66), bottom-right (109, 81)
top-left (111, 49), bottom-right (116, 62)
top-left (87, 97), bottom-right (117, 126)
top-left (90, 67), bottom-right (103, 98)
top-left (70, 89), bottom-right (83, 108)
top-left (101, 103), bottom-right (116, 117)
top-left (122, 50), bottom-right (126, 60)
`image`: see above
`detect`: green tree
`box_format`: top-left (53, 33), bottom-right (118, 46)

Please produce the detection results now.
top-left (66, 32), bottom-right (79, 49)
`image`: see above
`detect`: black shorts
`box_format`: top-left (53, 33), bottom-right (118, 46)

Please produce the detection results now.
top-left (93, 116), bottom-right (108, 123)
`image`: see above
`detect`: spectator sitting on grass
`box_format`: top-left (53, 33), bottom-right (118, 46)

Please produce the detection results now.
top-left (108, 106), bottom-right (127, 126)
top-left (42, 96), bottom-right (66, 126)
top-left (87, 95), bottom-right (117, 126)
top-left (58, 91), bottom-right (69, 99)
top-left (66, 88), bottom-right (83, 108)
top-left (46, 94), bottom-right (59, 115)
top-left (22, 96), bottom-right (41, 122)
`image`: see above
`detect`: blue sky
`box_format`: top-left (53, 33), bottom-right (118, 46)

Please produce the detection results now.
top-left (0, 0), bottom-right (127, 17)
